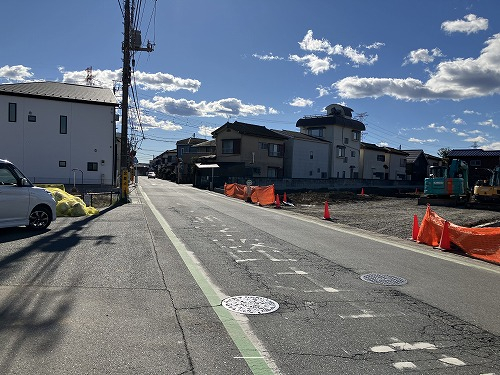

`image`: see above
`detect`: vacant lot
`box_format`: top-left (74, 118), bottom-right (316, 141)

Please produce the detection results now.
top-left (280, 191), bottom-right (500, 240)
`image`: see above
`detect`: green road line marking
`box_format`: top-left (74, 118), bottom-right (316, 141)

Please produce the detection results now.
top-left (140, 187), bottom-right (280, 375)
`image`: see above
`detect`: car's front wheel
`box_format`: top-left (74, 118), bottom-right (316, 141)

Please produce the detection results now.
top-left (28, 206), bottom-right (52, 230)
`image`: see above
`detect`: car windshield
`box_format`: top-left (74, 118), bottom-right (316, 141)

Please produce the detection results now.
top-left (11, 164), bottom-right (33, 186)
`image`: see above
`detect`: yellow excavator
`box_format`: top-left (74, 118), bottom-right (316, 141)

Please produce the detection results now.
top-left (473, 166), bottom-right (500, 204)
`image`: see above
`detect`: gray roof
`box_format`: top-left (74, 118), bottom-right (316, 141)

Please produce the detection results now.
top-left (212, 121), bottom-right (288, 140)
top-left (401, 149), bottom-right (425, 163)
top-left (273, 130), bottom-right (330, 143)
top-left (448, 148), bottom-right (500, 157)
top-left (0, 81), bottom-right (118, 105)
top-left (296, 114), bottom-right (365, 131)
top-left (361, 142), bottom-right (408, 156)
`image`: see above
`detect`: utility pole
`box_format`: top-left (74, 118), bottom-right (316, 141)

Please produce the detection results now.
top-left (120, 0), bottom-right (131, 202)
top-left (120, 0), bottom-right (154, 202)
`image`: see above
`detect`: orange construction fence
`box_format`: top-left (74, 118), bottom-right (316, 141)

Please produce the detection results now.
top-left (417, 205), bottom-right (500, 265)
top-left (224, 183), bottom-right (276, 206)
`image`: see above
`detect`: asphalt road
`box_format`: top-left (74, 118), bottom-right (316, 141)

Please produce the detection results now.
top-left (139, 178), bottom-right (500, 374)
top-left (0, 177), bottom-right (498, 374)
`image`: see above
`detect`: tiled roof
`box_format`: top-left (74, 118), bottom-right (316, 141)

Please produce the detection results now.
top-left (401, 149), bottom-right (424, 163)
top-left (361, 142), bottom-right (408, 155)
top-left (272, 130), bottom-right (330, 143)
top-left (448, 149), bottom-right (500, 157)
top-left (212, 121), bottom-right (288, 140)
top-left (0, 81), bottom-right (118, 105)
top-left (191, 139), bottom-right (216, 147)
top-left (176, 137), bottom-right (207, 145)
top-left (296, 114), bottom-right (365, 131)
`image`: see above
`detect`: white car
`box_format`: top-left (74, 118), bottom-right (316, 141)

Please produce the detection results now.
top-left (0, 159), bottom-right (57, 230)
top-left (147, 171), bottom-right (156, 179)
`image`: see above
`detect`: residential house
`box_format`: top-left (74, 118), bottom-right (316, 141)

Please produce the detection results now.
top-left (176, 137), bottom-right (209, 183)
top-left (403, 150), bottom-right (429, 182)
top-left (211, 121), bottom-right (288, 179)
top-left (448, 148), bottom-right (500, 188)
top-left (150, 149), bottom-right (177, 179)
top-left (360, 143), bottom-right (409, 180)
top-left (0, 81), bottom-right (118, 185)
top-left (296, 104), bottom-right (365, 179)
top-left (272, 130), bottom-right (330, 179)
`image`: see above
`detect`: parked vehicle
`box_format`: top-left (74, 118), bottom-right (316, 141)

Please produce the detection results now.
top-left (147, 171), bottom-right (156, 179)
top-left (473, 166), bottom-right (500, 203)
top-left (0, 159), bottom-right (57, 230)
top-left (417, 159), bottom-right (470, 206)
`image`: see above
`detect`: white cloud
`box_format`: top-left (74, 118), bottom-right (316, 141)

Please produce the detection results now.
top-left (377, 142), bottom-right (389, 147)
top-left (464, 109), bottom-right (481, 115)
top-left (198, 125), bottom-right (218, 136)
top-left (478, 119), bottom-right (499, 128)
top-left (363, 42), bottom-right (385, 50)
top-left (428, 123), bottom-right (448, 132)
top-left (334, 33), bottom-right (500, 100)
top-left (408, 138), bottom-right (438, 144)
top-left (453, 118), bottom-right (466, 125)
top-left (0, 65), bottom-right (35, 82)
top-left (288, 97), bottom-right (313, 107)
top-left (316, 85), bottom-right (330, 97)
top-left (441, 14), bottom-right (488, 34)
top-left (402, 48), bottom-right (443, 65)
top-left (288, 53), bottom-right (333, 75)
top-left (483, 141), bottom-right (500, 150)
top-left (465, 135), bottom-right (487, 143)
top-left (253, 53), bottom-right (284, 61)
top-left (139, 113), bottom-right (182, 131)
top-left (59, 67), bottom-right (201, 93)
top-left (140, 96), bottom-right (267, 117)
top-left (268, 107), bottom-right (279, 115)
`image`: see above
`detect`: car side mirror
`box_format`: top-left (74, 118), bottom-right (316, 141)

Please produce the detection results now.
top-left (20, 178), bottom-right (29, 186)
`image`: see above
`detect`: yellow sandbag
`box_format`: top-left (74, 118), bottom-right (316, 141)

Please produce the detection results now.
top-left (46, 188), bottom-right (99, 217)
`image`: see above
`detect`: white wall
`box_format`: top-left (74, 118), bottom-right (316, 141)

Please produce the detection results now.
top-left (289, 139), bottom-right (329, 178)
top-left (0, 95), bottom-right (115, 185)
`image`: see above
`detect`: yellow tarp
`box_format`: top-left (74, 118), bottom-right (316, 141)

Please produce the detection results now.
top-left (46, 188), bottom-right (99, 217)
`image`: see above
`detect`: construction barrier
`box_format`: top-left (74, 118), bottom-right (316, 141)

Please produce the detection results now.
top-left (224, 183), bottom-right (276, 206)
top-left (416, 205), bottom-right (500, 265)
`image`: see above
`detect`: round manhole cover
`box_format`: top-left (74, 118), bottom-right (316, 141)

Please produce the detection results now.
top-left (360, 273), bottom-right (407, 286)
top-left (222, 295), bottom-right (279, 315)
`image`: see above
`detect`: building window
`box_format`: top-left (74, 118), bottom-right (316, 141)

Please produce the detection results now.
top-left (60, 115), bottom-right (68, 134)
top-left (8, 103), bottom-right (17, 122)
top-left (87, 162), bottom-right (98, 171)
top-left (336, 146), bottom-right (345, 157)
top-left (59, 161), bottom-right (66, 167)
top-left (400, 159), bottom-right (407, 167)
top-left (377, 155), bottom-right (385, 162)
top-left (310, 151), bottom-right (313, 159)
top-left (307, 128), bottom-right (324, 137)
top-left (222, 139), bottom-right (241, 154)
top-left (470, 160), bottom-right (481, 166)
top-left (259, 142), bottom-right (268, 150)
top-left (309, 170), bottom-right (313, 176)
top-left (267, 167), bottom-right (278, 177)
top-left (28, 115), bottom-right (36, 122)
top-left (321, 172), bottom-right (327, 178)
top-left (352, 131), bottom-right (360, 141)
top-left (351, 150), bottom-right (356, 157)
top-left (268, 143), bottom-right (283, 157)
top-left (344, 137), bottom-right (349, 144)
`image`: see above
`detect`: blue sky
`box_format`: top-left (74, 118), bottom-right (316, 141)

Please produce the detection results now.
top-left (2, 0), bottom-right (499, 163)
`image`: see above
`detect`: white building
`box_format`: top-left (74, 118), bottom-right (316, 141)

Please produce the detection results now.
top-left (273, 130), bottom-right (330, 179)
top-left (360, 142), bottom-right (409, 180)
top-left (296, 104), bottom-right (365, 178)
top-left (0, 82), bottom-right (118, 185)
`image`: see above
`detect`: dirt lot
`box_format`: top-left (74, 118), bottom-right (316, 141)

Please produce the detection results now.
top-left (280, 191), bottom-right (500, 241)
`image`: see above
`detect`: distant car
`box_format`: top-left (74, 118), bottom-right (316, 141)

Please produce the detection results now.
top-left (0, 159), bottom-right (57, 230)
top-left (147, 171), bottom-right (156, 179)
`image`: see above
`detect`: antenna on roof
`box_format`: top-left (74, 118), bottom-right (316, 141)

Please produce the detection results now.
top-left (85, 66), bottom-right (94, 86)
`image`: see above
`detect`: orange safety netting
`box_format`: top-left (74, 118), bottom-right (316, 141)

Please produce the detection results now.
top-left (224, 183), bottom-right (276, 206)
top-left (417, 205), bottom-right (500, 265)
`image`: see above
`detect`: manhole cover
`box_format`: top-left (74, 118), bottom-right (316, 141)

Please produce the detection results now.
top-left (222, 295), bottom-right (279, 315)
top-left (360, 273), bottom-right (407, 286)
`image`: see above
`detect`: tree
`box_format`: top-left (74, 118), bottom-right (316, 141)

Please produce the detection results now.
top-left (437, 147), bottom-right (451, 163)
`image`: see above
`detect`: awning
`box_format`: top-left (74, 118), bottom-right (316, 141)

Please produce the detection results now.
top-left (195, 163), bottom-right (219, 169)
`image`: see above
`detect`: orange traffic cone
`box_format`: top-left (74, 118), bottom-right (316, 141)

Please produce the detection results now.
top-left (283, 192), bottom-right (287, 203)
top-left (411, 214), bottom-right (419, 241)
top-left (361, 188), bottom-right (365, 196)
top-left (415, 188), bottom-right (419, 194)
top-left (274, 194), bottom-right (281, 209)
top-left (323, 201), bottom-right (331, 220)
top-left (437, 221), bottom-right (451, 250)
